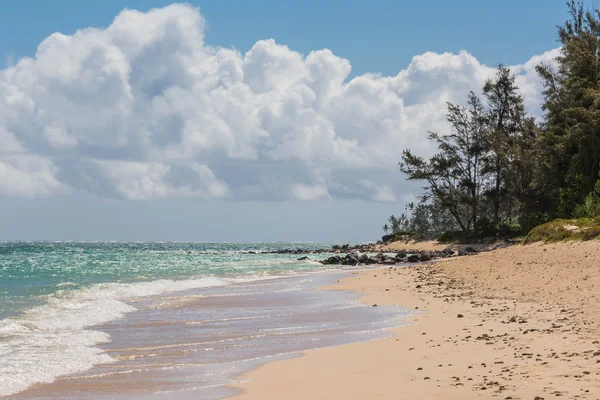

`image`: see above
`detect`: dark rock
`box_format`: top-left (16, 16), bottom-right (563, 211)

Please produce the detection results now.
top-left (342, 254), bottom-right (360, 265)
top-left (420, 253), bottom-right (432, 262)
top-left (321, 256), bottom-right (342, 265)
top-left (457, 314), bottom-right (464, 318)
top-left (297, 256), bottom-right (309, 261)
top-left (394, 255), bottom-right (406, 263)
top-left (367, 256), bottom-right (380, 265)
top-left (407, 254), bottom-right (420, 263)
top-left (442, 248), bottom-right (456, 256)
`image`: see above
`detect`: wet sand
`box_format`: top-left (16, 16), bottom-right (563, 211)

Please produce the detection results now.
top-left (8, 273), bottom-right (406, 400)
top-left (233, 241), bottom-right (600, 399)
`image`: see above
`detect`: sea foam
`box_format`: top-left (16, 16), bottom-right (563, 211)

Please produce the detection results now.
top-left (0, 276), bottom-right (228, 396)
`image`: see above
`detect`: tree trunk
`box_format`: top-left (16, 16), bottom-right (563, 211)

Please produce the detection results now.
top-left (494, 156), bottom-right (501, 226)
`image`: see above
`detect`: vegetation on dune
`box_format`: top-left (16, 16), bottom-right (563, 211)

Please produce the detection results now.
top-left (384, 1), bottom-right (600, 244)
top-left (381, 231), bottom-right (423, 243)
top-left (524, 218), bottom-right (600, 243)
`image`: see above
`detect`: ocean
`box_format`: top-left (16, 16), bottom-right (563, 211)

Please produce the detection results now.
top-left (0, 242), bottom-right (411, 399)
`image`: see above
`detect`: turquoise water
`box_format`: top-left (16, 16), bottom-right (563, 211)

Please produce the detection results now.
top-left (0, 242), bottom-right (337, 320)
top-left (3, 241), bottom-right (382, 397)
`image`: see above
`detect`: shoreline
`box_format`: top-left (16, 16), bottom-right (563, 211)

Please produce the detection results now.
top-left (231, 242), bottom-right (600, 399)
top-left (7, 270), bottom-right (402, 400)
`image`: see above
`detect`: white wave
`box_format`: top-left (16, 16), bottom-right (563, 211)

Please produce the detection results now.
top-left (0, 276), bottom-right (229, 396)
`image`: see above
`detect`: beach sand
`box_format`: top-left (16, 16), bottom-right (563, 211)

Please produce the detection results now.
top-left (232, 241), bottom-right (600, 399)
top-left (377, 239), bottom-right (448, 252)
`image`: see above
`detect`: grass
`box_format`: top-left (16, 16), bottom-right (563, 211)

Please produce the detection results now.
top-left (524, 218), bottom-right (600, 244)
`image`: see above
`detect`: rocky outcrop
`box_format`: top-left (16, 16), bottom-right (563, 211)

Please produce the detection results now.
top-left (239, 242), bottom-right (498, 266)
top-left (319, 249), bottom-right (462, 266)
top-left (244, 243), bottom-right (379, 255)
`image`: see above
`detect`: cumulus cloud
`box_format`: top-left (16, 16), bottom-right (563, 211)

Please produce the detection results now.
top-left (0, 4), bottom-right (559, 200)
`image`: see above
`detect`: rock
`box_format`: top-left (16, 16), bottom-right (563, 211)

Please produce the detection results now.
top-left (297, 256), bottom-right (309, 261)
top-left (457, 314), bottom-right (464, 318)
top-left (321, 256), bottom-right (342, 265)
top-left (442, 248), bottom-right (456, 257)
top-left (372, 252), bottom-right (385, 262)
top-left (372, 304), bottom-right (378, 307)
top-left (407, 254), bottom-right (420, 263)
top-left (420, 253), bottom-right (432, 262)
top-left (342, 254), bottom-right (360, 265)
top-left (464, 246), bottom-right (479, 254)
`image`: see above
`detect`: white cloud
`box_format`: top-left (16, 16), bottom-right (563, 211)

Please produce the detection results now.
top-left (0, 4), bottom-right (559, 201)
top-left (290, 183), bottom-right (330, 201)
top-left (359, 180), bottom-right (397, 202)
top-left (0, 156), bottom-right (66, 198)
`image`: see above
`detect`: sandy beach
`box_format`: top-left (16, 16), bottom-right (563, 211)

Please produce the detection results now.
top-left (232, 241), bottom-right (600, 399)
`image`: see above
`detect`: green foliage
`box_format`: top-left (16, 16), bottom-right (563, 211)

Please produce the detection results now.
top-left (535, 1), bottom-right (600, 218)
top-left (518, 212), bottom-right (550, 234)
top-left (399, 91), bottom-right (489, 231)
top-left (558, 174), bottom-right (587, 217)
top-left (391, 2), bottom-right (600, 240)
top-left (436, 222), bottom-right (522, 244)
top-left (381, 231), bottom-right (423, 243)
top-left (386, 201), bottom-right (457, 238)
top-left (524, 217), bottom-right (600, 243)
top-left (572, 178), bottom-right (600, 217)
top-left (436, 230), bottom-right (485, 244)
top-left (398, 65), bottom-right (532, 234)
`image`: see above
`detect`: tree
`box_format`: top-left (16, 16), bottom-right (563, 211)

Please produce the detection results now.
top-left (388, 1), bottom-right (600, 237)
top-left (399, 92), bottom-right (488, 231)
top-left (536, 0), bottom-right (600, 217)
top-left (482, 65), bottom-right (528, 226)
top-left (382, 224), bottom-right (390, 234)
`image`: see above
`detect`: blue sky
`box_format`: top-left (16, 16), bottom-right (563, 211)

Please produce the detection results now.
top-left (0, 1), bottom-right (567, 241)
top-left (1, 0), bottom-right (565, 75)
